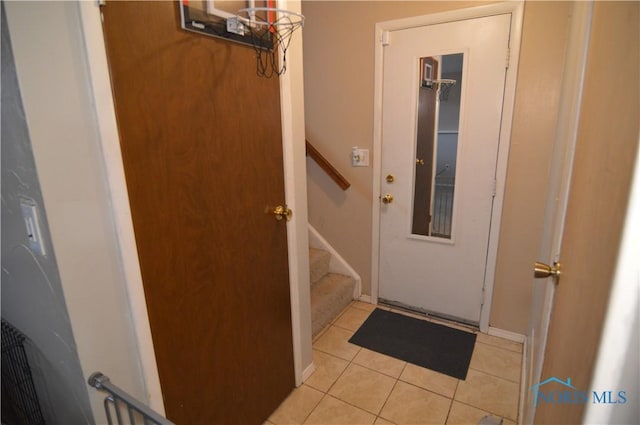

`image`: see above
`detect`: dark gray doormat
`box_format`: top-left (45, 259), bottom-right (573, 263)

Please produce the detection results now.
top-left (348, 308), bottom-right (476, 379)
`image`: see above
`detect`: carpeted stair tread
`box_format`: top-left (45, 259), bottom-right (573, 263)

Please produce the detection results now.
top-left (309, 248), bottom-right (331, 285)
top-left (311, 273), bottom-right (355, 337)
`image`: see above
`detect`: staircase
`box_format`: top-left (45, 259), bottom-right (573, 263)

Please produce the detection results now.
top-left (309, 248), bottom-right (356, 337)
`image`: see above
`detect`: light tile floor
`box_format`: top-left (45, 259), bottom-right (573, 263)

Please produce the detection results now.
top-left (267, 302), bottom-right (523, 425)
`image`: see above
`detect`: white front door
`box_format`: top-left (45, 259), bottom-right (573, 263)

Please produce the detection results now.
top-left (378, 14), bottom-right (512, 324)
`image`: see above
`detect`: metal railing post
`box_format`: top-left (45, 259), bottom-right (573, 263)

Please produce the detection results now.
top-left (88, 372), bottom-right (174, 425)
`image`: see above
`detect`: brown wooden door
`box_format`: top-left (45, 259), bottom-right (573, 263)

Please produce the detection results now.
top-left (534, 2), bottom-right (639, 423)
top-left (412, 57), bottom-right (438, 236)
top-left (100, 2), bottom-right (295, 424)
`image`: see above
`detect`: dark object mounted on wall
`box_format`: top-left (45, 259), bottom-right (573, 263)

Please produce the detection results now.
top-left (1, 319), bottom-right (46, 425)
top-left (180, 0), bottom-right (273, 50)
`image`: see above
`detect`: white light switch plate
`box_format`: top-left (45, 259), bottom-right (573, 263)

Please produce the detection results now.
top-left (20, 199), bottom-right (46, 256)
top-left (352, 147), bottom-right (370, 167)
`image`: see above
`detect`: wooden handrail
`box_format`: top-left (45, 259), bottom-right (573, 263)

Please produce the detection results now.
top-left (305, 140), bottom-right (351, 190)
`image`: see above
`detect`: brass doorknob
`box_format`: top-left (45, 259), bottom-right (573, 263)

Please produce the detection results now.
top-left (534, 261), bottom-right (561, 279)
top-left (381, 194), bottom-right (394, 204)
top-left (273, 205), bottom-right (293, 221)
top-left (416, 159), bottom-right (425, 165)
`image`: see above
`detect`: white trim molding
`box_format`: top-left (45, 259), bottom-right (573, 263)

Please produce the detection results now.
top-left (488, 326), bottom-right (527, 343)
top-left (78, 2), bottom-right (164, 413)
top-left (309, 224), bottom-right (362, 300)
top-left (519, 336), bottom-right (529, 424)
top-left (278, 0), bottom-right (314, 387)
top-left (370, 1), bottom-right (524, 333)
top-left (359, 294), bottom-right (373, 304)
top-left (301, 362), bottom-right (317, 384)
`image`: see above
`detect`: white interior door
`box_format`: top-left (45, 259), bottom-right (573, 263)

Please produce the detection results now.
top-left (379, 14), bottom-right (511, 324)
top-left (522, 2), bottom-right (592, 421)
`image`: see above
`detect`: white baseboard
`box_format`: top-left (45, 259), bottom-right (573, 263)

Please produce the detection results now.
top-left (359, 294), bottom-right (372, 304)
top-left (308, 224), bottom-right (362, 299)
top-left (519, 336), bottom-right (529, 425)
top-left (301, 361), bottom-right (316, 384)
top-left (488, 326), bottom-right (526, 343)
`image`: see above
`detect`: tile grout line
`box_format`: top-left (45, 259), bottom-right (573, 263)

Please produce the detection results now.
top-left (467, 364), bottom-right (522, 385)
top-left (312, 322), bottom-right (361, 362)
top-left (311, 304), bottom-right (402, 424)
top-left (333, 302), bottom-right (357, 322)
top-left (302, 336), bottom-right (363, 425)
top-left (332, 322), bottom-right (360, 333)
top-left (317, 393), bottom-right (379, 423)
top-left (311, 302), bottom-right (357, 343)
top-left (312, 322), bottom-right (332, 343)
top-left (350, 302), bottom-right (376, 313)
top-left (317, 342), bottom-right (388, 424)
top-left (333, 304), bottom-right (375, 333)
top-left (311, 345), bottom-right (356, 363)
top-left (324, 340), bottom-right (362, 396)
top-left (444, 380), bottom-right (460, 425)
top-left (474, 339), bottom-right (524, 354)
top-left (451, 398), bottom-right (518, 423)
top-left (375, 364), bottom-right (405, 424)
top-left (309, 306), bottom-right (364, 425)
top-left (357, 364), bottom-right (406, 381)
top-left (393, 379), bottom-right (457, 403)
top-left (299, 391), bottom-right (327, 425)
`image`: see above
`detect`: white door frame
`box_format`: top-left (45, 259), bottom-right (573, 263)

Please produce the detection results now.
top-left (371, 2), bottom-right (524, 332)
top-left (78, 0), bottom-right (310, 414)
top-left (77, 4), bottom-right (164, 414)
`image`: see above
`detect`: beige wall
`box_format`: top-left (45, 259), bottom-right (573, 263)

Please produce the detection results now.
top-left (303, 1), bottom-right (572, 334)
top-left (536, 2), bottom-right (639, 422)
top-left (490, 2), bottom-right (571, 333)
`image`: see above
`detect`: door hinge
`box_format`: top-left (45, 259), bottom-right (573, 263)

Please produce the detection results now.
top-left (491, 179), bottom-right (497, 197)
top-left (505, 47), bottom-right (510, 69)
top-left (381, 31), bottom-right (390, 46)
top-left (97, 0), bottom-right (106, 6)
